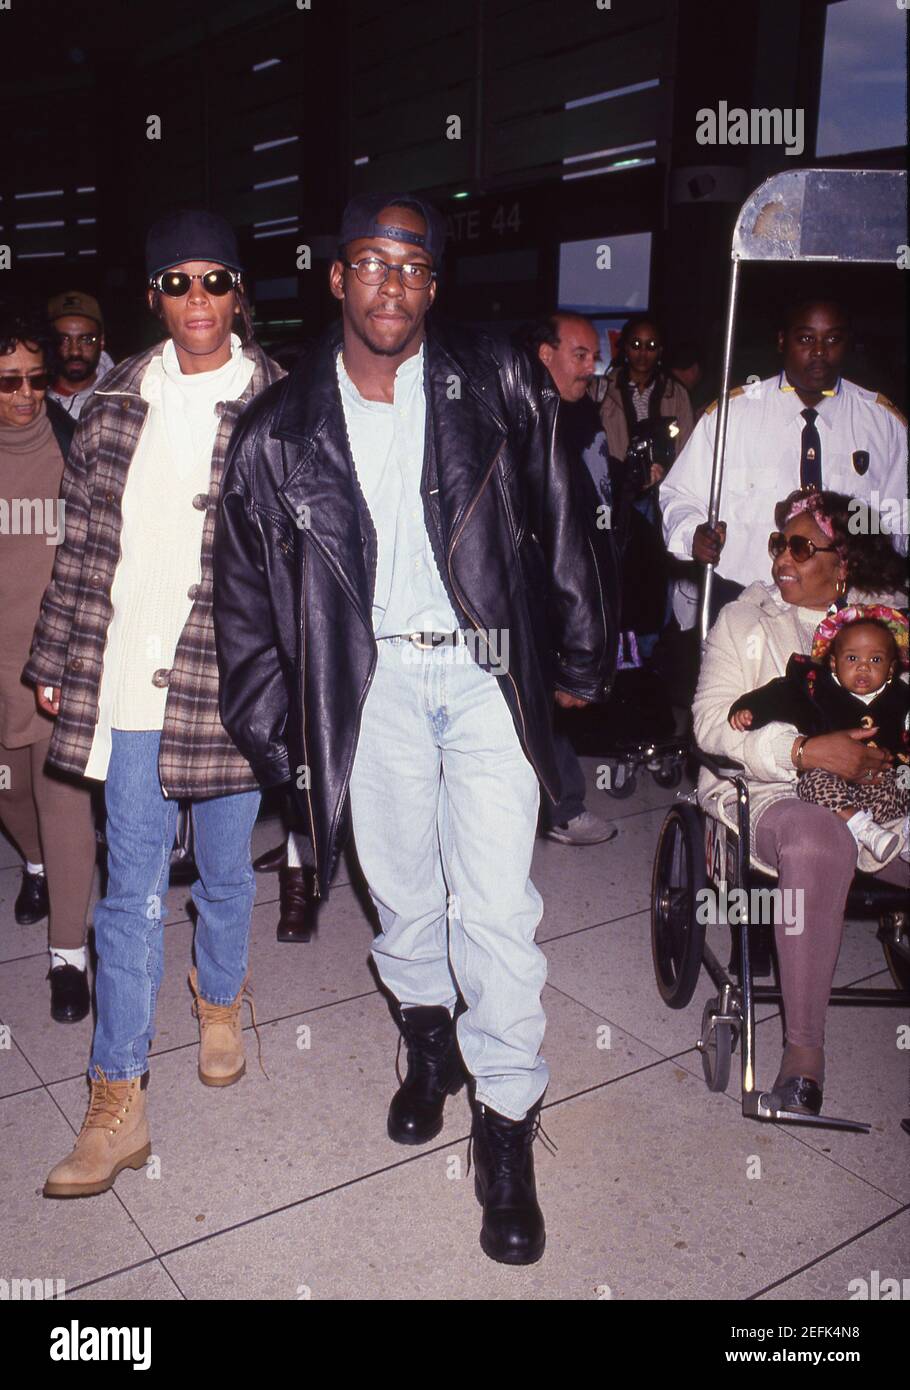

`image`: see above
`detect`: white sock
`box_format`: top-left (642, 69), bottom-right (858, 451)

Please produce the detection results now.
top-left (50, 946), bottom-right (87, 971)
top-left (844, 810), bottom-right (872, 843)
top-left (287, 832), bottom-right (305, 869)
top-left (26, 860), bottom-right (45, 876)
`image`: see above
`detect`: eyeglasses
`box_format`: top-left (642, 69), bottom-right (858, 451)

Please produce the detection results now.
top-left (768, 531), bottom-right (838, 563)
top-left (628, 338), bottom-right (659, 351)
top-left (55, 333), bottom-right (99, 348)
top-left (150, 269), bottom-right (241, 297)
top-left (0, 371), bottom-right (50, 394)
top-left (343, 257), bottom-right (435, 290)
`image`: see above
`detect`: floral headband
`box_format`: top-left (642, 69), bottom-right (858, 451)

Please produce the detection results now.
top-left (811, 603), bottom-right (909, 669)
top-left (782, 487), bottom-right (836, 541)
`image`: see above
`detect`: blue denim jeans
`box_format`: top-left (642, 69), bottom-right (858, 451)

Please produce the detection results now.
top-left (348, 638), bottom-right (548, 1120)
top-left (542, 728), bottom-right (587, 828)
top-left (90, 730), bottom-right (260, 1080)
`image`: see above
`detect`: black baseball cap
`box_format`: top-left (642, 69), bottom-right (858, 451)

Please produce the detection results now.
top-left (145, 209), bottom-right (243, 280)
top-left (338, 192), bottom-right (447, 264)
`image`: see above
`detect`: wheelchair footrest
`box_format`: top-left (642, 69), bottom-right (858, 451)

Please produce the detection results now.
top-left (746, 1092), bottom-right (870, 1133)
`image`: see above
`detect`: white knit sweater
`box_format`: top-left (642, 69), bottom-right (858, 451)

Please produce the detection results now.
top-left (84, 337), bottom-right (253, 778)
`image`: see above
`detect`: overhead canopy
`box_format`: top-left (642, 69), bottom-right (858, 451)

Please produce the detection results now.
top-left (732, 168), bottom-right (907, 264)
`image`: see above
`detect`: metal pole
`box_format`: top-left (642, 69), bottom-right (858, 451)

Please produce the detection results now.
top-left (735, 776), bottom-right (756, 1100)
top-left (699, 255), bottom-right (741, 641)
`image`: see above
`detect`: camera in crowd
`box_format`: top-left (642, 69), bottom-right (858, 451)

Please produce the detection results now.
top-left (625, 416), bottom-right (680, 494)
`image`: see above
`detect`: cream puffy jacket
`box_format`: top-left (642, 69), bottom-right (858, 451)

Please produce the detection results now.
top-left (692, 580), bottom-right (908, 874)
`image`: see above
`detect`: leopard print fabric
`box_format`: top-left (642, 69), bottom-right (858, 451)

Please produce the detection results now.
top-left (797, 765), bottom-right (909, 821)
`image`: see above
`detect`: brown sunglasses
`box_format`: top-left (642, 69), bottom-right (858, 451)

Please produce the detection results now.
top-left (768, 531), bottom-right (837, 563)
top-left (0, 371), bottom-right (50, 394)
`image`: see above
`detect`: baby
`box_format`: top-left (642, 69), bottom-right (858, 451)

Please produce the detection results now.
top-left (728, 605), bottom-right (909, 862)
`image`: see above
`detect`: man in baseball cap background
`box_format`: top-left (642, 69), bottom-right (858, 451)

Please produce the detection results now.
top-left (46, 289), bottom-right (115, 420)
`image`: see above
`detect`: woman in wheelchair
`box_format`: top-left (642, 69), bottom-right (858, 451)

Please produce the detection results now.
top-left (692, 486), bottom-right (908, 1117)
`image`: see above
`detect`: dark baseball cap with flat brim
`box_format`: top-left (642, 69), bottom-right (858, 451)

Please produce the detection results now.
top-left (145, 209), bottom-right (243, 279)
top-left (338, 193), bottom-right (447, 264)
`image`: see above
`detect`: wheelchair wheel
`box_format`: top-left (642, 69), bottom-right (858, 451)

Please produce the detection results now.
top-left (880, 913), bottom-right (910, 993)
top-left (699, 996), bottom-right (733, 1092)
top-left (652, 762), bottom-right (682, 790)
top-left (605, 762), bottom-right (637, 799)
top-left (651, 803), bottom-right (707, 1008)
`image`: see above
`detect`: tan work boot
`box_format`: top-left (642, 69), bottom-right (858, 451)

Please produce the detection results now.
top-left (189, 967), bottom-right (250, 1086)
top-left (44, 1069), bottom-right (150, 1199)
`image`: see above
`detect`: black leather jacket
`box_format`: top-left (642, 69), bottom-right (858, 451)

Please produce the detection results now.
top-left (213, 318), bottom-right (616, 896)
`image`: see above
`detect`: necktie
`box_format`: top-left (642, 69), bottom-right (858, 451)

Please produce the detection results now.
top-left (800, 407), bottom-right (822, 489)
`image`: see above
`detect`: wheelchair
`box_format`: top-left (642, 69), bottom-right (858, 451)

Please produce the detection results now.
top-left (650, 747), bottom-right (910, 1133)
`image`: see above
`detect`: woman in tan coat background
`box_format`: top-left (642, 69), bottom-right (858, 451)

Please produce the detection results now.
top-left (0, 309), bottom-right (96, 1022)
top-left (592, 313), bottom-right (694, 656)
top-left (596, 313), bottom-right (694, 477)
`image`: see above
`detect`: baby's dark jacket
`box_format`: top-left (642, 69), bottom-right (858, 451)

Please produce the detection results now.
top-left (729, 655), bottom-right (910, 760)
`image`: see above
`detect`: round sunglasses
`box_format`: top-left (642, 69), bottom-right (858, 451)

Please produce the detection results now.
top-left (0, 371), bottom-right (50, 394)
top-left (768, 531), bottom-right (838, 563)
top-left (149, 269), bottom-right (241, 297)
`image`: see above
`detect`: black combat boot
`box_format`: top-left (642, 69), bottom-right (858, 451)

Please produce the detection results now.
top-left (472, 1099), bottom-right (546, 1265)
top-left (387, 1004), bottom-right (464, 1144)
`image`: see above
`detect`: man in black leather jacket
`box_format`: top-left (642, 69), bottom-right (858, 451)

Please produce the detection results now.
top-left (213, 193), bottom-right (615, 1266)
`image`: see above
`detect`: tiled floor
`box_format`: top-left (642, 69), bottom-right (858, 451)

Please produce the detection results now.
top-left (1, 759), bottom-right (907, 1301)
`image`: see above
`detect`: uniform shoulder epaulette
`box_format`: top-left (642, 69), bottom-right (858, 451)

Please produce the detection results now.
top-left (873, 393), bottom-right (908, 427)
top-left (704, 385), bottom-right (746, 416)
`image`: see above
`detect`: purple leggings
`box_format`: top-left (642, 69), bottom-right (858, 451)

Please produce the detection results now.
top-left (754, 798), bottom-right (909, 1059)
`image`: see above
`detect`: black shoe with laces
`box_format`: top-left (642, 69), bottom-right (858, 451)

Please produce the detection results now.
top-left (48, 964), bottom-right (90, 1023)
top-left (471, 1099), bottom-right (546, 1265)
top-left (387, 1004), bottom-right (465, 1145)
top-left (15, 869), bottom-right (48, 925)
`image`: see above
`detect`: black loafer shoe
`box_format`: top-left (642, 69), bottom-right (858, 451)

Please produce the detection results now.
top-left (387, 1004), bottom-right (465, 1144)
top-left (768, 1075), bottom-right (823, 1116)
top-left (253, 842), bottom-right (287, 873)
top-left (49, 965), bottom-right (90, 1023)
top-left (15, 870), bottom-right (49, 925)
top-left (276, 866), bottom-right (317, 942)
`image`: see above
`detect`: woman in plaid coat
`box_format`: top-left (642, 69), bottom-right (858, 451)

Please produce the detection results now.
top-left (23, 211), bottom-right (284, 1199)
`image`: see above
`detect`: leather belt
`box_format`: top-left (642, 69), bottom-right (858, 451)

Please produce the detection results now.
top-left (386, 630), bottom-right (463, 649)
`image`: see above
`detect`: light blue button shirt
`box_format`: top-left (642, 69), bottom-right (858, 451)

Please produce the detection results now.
top-left (336, 346), bottom-right (459, 637)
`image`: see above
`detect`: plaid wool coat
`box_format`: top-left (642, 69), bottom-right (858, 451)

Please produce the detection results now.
top-left (22, 340), bottom-right (285, 799)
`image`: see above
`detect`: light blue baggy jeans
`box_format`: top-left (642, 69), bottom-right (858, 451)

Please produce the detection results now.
top-left (348, 637), bottom-right (548, 1120)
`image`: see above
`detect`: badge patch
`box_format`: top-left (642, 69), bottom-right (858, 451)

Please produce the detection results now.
top-left (852, 449), bottom-right (869, 475)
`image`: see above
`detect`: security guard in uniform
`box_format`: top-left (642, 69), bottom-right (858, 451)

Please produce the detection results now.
top-left (660, 299), bottom-right (907, 630)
